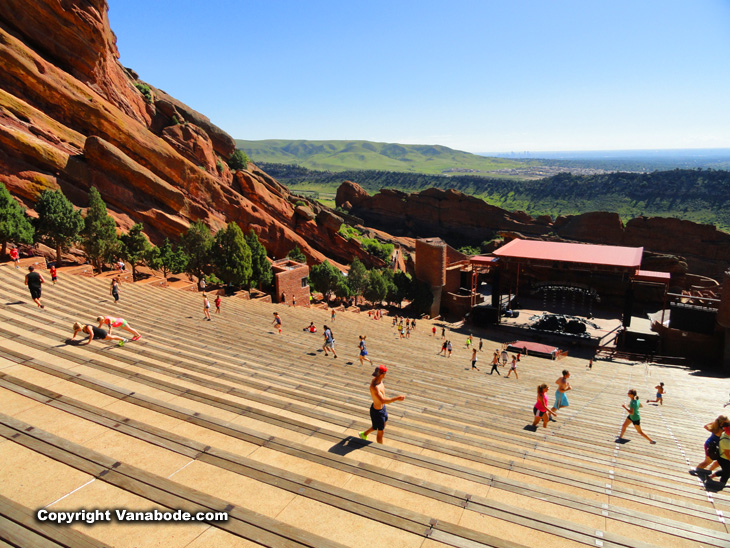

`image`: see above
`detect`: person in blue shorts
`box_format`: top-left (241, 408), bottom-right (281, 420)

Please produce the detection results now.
top-left (550, 370), bottom-right (571, 421)
top-left (358, 335), bottom-right (372, 365)
top-left (359, 366), bottom-right (405, 444)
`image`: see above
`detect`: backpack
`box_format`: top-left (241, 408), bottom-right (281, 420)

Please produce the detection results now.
top-left (707, 438), bottom-right (721, 461)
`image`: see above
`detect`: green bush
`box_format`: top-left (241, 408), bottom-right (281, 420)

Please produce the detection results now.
top-left (228, 149), bottom-right (249, 171)
top-left (134, 82), bottom-right (153, 103)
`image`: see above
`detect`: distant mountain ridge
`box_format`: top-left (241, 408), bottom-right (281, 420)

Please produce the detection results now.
top-left (236, 139), bottom-right (531, 175)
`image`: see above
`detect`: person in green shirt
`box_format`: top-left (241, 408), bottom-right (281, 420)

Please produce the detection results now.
top-left (705, 425), bottom-right (730, 491)
top-left (617, 389), bottom-right (655, 444)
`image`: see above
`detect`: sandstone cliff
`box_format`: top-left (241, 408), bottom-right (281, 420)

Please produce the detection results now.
top-left (337, 181), bottom-right (730, 280)
top-left (0, 0), bottom-right (379, 268)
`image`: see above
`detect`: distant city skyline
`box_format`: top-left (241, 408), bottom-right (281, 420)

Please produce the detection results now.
top-left (109, 1), bottom-right (730, 154)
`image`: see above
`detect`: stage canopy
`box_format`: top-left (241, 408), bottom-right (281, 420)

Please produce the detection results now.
top-left (489, 239), bottom-right (643, 272)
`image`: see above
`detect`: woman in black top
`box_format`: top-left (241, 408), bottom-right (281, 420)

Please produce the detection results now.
top-left (72, 322), bottom-right (127, 346)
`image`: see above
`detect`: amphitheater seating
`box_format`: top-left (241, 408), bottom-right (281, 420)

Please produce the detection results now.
top-left (1, 262), bottom-right (729, 548)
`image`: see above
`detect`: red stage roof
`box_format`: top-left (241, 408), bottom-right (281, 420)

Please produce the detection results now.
top-left (491, 239), bottom-right (643, 269)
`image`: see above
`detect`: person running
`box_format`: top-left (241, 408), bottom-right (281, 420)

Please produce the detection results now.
top-left (647, 383), bottom-right (665, 405)
top-left (110, 276), bottom-right (120, 304)
top-left (10, 246), bottom-right (19, 268)
top-left (49, 264), bottom-right (58, 285)
top-left (532, 384), bottom-right (556, 428)
top-left (96, 316), bottom-right (141, 340)
top-left (214, 294), bottom-right (222, 314)
top-left (489, 351), bottom-right (501, 375)
top-left (471, 347), bottom-right (480, 371)
top-left (202, 293), bottom-right (211, 321)
top-left (24, 265), bottom-right (45, 308)
top-left (704, 423), bottom-right (730, 491)
top-left (550, 370), bottom-right (571, 419)
top-left (690, 415), bottom-right (728, 478)
top-left (506, 355), bottom-right (519, 379)
top-left (617, 389), bottom-right (655, 444)
top-left (359, 366), bottom-right (405, 444)
top-left (446, 340), bottom-right (453, 358)
top-left (358, 335), bottom-right (372, 365)
top-left (272, 312), bottom-right (282, 333)
top-left (322, 325), bottom-right (337, 358)
top-left (71, 322), bottom-right (126, 346)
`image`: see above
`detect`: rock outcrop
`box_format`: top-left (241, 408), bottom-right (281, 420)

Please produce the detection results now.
top-left (337, 182), bottom-right (730, 279)
top-left (0, 1), bottom-right (380, 269)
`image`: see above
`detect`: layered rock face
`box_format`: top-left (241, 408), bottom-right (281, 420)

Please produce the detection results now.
top-left (0, 1), bottom-right (377, 268)
top-left (337, 182), bottom-right (730, 280)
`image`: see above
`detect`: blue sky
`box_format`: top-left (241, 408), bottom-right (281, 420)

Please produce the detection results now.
top-left (108, 0), bottom-right (730, 153)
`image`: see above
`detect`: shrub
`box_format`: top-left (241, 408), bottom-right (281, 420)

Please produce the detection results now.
top-left (228, 149), bottom-right (249, 171)
top-left (134, 82), bottom-right (153, 103)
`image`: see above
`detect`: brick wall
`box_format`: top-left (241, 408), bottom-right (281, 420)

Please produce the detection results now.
top-left (274, 262), bottom-right (310, 306)
top-left (415, 239), bottom-right (446, 287)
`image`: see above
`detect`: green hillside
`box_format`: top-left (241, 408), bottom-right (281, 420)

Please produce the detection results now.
top-left (236, 139), bottom-right (533, 175)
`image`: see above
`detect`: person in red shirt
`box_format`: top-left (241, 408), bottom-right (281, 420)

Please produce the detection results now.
top-left (214, 294), bottom-right (222, 314)
top-left (532, 384), bottom-right (557, 428)
top-left (49, 264), bottom-right (58, 284)
top-left (9, 247), bottom-right (19, 269)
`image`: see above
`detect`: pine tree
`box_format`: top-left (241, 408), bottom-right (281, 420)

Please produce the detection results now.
top-left (120, 223), bottom-right (151, 281)
top-left (211, 223), bottom-right (252, 287)
top-left (34, 189), bottom-right (84, 265)
top-left (0, 182), bottom-right (34, 257)
top-left (180, 220), bottom-right (212, 286)
top-left (80, 187), bottom-right (119, 273)
top-left (146, 238), bottom-right (186, 279)
top-left (287, 245), bottom-right (306, 263)
top-left (347, 258), bottom-right (368, 305)
top-left (245, 230), bottom-right (272, 289)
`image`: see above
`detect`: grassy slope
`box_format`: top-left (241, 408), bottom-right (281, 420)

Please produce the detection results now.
top-left (237, 139), bottom-right (532, 174)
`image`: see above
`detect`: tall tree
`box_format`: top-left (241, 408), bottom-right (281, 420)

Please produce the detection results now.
top-left (309, 260), bottom-right (343, 300)
top-left (34, 189), bottom-right (84, 265)
top-left (245, 230), bottom-right (272, 289)
top-left (211, 222), bottom-right (252, 287)
top-left (180, 220), bottom-right (212, 286)
top-left (346, 258), bottom-right (368, 305)
top-left (81, 187), bottom-right (119, 273)
top-left (0, 182), bottom-right (34, 257)
top-left (120, 223), bottom-right (151, 281)
top-left (146, 238), bottom-right (186, 279)
top-left (364, 269), bottom-right (389, 304)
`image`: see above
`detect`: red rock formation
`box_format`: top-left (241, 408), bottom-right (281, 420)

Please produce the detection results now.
top-left (338, 183), bottom-right (730, 279)
top-left (0, 1), bottom-right (383, 270)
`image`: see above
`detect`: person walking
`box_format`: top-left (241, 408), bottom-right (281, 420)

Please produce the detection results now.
top-left (479, 338), bottom-right (483, 352)
top-left (647, 383), bottom-right (665, 405)
top-left (202, 293), bottom-right (211, 321)
top-left (96, 316), bottom-right (141, 340)
top-left (446, 340), bottom-right (453, 358)
top-left (471, 347), bottom-right (480, 371)
top-left (49, 264), bottom-right (58, 285)
top-left (359, 366), bottom-right (405, 444)
top-left (214, 294), bottom-right (222, 314)
top-left (110, 276), bottom-right (120, 304)
top-left (550, 370), bottom-right (571, 420)
top-left (432, 326), bottom-right (437, 337)
top-left (617, 389), bottom-right (656, 444)
top-left (532, 384), bottom-right (556, 428)
top-left (506, 355), bottom-right (519, 379)
top-left (199, 278), bottom-right (206, 292)
top-left (438, 340), bottom-right (447, 356)
top-left (500, 348), bottom-right (509, 367)
top-left (690, 415), bottom-right (728, 478)
top-left (466, 335), bottom-right (472, 350)
top-left (358, 335), bottom-right (372, 365)
top-left (71, 322), bottom-right (126, 346)
top-left (489, 351), bottom-right (501, 375)
top-left (331, 309), bottom-right (336, 322)
top-left (441, 327), bottom-right (446, 340)
top-left (24, 265), bottom-right (45, 308)
top-left (323, 325), bottom-right (337, 358)
top-left (272, 311), bottom-right (282, 333)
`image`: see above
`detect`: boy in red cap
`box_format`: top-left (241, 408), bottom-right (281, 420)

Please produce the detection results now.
top-left (359, 365), bottom-right (405, 444)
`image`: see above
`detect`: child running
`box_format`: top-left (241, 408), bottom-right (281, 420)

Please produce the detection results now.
top-left (647, 383), bottom-right (665, 405)
top-left (532, 384), bottom-right (556, 428)
top-left (272, 312), bottom-right (282, 333)
top-left (358, 335), bottom-right (372, 365)
top-left (96, 316), bottom-right (141, 340)
top-left (49, 264), bottom-right (58, 285)
top-left (617, 389), bottom-right (656, 444)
